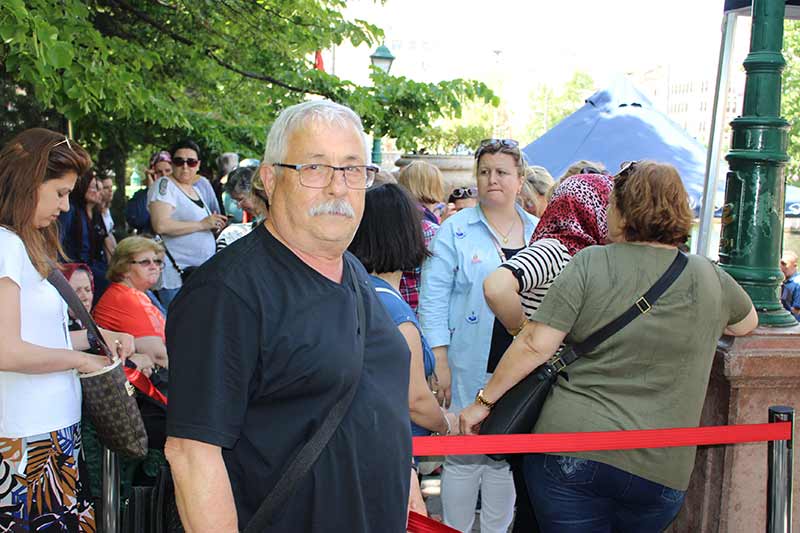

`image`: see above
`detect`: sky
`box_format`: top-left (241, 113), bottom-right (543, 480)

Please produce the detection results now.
top-left (333, 0), bottom-right (733, 86)
top-left (324, 0), bottom-right (751, 140)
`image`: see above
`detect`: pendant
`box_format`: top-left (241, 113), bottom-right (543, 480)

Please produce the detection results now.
top-left (502, 236), bottom-right (509, 244)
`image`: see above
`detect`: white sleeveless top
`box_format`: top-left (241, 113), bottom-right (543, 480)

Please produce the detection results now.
top-left (0, 228), bottom-right (81, 437)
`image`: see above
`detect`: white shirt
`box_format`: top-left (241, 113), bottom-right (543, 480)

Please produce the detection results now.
top-left (0, 227), bottom-right (82, 437)
top-left (102, 208), bottom-right (114, 233)
top-left (147, 177), bottom-right (216, 289)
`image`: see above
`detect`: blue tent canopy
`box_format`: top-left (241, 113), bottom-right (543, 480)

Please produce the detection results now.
top-left (521, 77), bottom-right (800, 216)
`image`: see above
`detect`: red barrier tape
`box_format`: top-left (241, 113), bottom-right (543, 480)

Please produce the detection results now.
top-left (407, 422), bottom-right (793, 532)
top-left (407, 511), bottom-right (459, 532)
top-left (412, 422), bottom-right (792, 456)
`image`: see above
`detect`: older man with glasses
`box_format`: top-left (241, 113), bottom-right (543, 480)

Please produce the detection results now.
top-left (164, 100), bottom-right (419, 533)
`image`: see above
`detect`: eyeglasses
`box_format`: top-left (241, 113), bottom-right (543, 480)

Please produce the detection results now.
top-left (475, 138), bottom-right (520, 159)
top-left (273, 163), bottom-right (378, 190)
top-left (616, 161), bottom-right (638, 178)
top-left (578, 166), bottom-right (608, 176)
top-left (130, 258), bottom-right (164, 268)
top-left (451, 187), bottom-right (478, 199)
top-left (173, 157), bottom-right (200, 168)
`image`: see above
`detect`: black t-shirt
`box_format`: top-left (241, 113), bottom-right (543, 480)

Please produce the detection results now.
top-left (165, 226), bottom-right (412, 532)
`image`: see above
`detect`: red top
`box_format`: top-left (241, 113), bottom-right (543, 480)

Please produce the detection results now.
top-left (93, 282), bottom-right (166, 342)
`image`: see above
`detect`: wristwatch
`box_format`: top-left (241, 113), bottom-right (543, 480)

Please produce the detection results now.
top-left (475, 388), bottom-right (495, 409)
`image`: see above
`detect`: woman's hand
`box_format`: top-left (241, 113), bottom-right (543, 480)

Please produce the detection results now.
top-left (99, 329), bottom-right (135, 361)
top-left (76, 353), bottom-right (111, 374)
top-left (407, 467), bottom-right (427, 520)
top-left (431, 347), bottom-right (451, 408)
top-left (459, 403), bottom-right (491, 435)
top-left (129, 353), bottom-right (156, 377)
top-left (202, 213), bottom-right (228, 232)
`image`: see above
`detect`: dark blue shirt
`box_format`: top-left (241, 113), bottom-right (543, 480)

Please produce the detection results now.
top-left (371, 276), bottom-right (436, 437)
top-left (782, 272), bottom-right (800, 320)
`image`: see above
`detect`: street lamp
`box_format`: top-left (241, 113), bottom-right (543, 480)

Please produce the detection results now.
top-left (370, 44), bottom-right (395, 74)
top-left (369, 44), bottom-right (395, 165)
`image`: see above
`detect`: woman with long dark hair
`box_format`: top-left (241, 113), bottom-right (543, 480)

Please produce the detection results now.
top-left (59, 170), bottom-right (115, 301)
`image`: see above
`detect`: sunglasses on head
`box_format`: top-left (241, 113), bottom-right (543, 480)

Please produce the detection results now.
top-left (173, 157), bottom-right (199, 168)
top-left (451, 187), bottom-right (478, 199)
top-left (475, 138), bottom-right (520, 159)
top-left (616, 160), bottom-right (638, 178)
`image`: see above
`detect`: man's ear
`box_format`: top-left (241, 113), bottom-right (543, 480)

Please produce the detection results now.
top-left (261, 164), bottom-right (276, 198)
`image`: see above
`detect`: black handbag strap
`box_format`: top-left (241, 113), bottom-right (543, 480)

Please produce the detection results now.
top-left (243, 257), bottom-right (366, 532)
top-left (546, 250), bottom-right (688, 373)
top-left (46, 265), bottom-right (113, 362)
top-left (156, 236), bottom-right (184, 277)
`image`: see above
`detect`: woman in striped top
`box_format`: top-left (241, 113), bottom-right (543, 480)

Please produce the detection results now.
top-left (482, 172), bottom-right (613, 532)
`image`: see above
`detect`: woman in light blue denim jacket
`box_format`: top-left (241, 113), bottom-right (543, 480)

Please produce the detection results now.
top-left (418, 139), bottom-right (537, 533)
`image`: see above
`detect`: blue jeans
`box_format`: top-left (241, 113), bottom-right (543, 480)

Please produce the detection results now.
top-left (523, 454), bottom-right (685, 533)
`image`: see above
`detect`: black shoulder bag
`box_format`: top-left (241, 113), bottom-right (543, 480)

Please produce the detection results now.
top-left (480, 250), bottom-right (688, 460)
top-left (243, 258), bottom-right (366, 532)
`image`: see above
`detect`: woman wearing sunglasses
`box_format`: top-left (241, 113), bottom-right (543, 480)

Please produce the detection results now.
top-left (93, 236), bottom-right (168, 371)
top-left (418, 138), bottom-right (539, 533)
top-left (148, 139), bottom-right (228, 307)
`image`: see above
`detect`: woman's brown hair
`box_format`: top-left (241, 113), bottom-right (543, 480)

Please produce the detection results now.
top-left (0, 128), bottom-right (92, 276)
top-left (612, 161), bottom-right (693, 246)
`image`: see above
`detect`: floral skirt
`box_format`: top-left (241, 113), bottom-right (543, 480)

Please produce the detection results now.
top-left (0, 422), bottom-right (95, 532)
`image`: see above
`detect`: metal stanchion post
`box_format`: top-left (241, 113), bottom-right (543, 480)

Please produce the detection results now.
top-left (102, 447), bottom-right (121, 533)
top-left (767, 406), bottom-right (794, 533)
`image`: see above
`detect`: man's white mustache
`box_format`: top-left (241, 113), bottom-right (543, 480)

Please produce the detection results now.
top-left (308, 199), bottom-right (355, 218)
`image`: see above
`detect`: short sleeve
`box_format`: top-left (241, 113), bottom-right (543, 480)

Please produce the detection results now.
top-left (0, 231), bottom-right (26, 288)
top-left (502, 240), bottom-right (567, 295)
top-left (147, 177), bottom-right (177, 208)
top-left (717, 266), bottom-right (753, 325)
top-left (165, 281), bottom-right (260, 448)
top-left (531, 248), bottom-right (589, 334)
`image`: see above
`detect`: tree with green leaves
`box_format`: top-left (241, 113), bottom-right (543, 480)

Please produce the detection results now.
top-left (782, 19), bottom-right (800, 180)
top-left (1, 0), bottom-right (496, 184)
top-left (525, 71), bottom-right (594, 141)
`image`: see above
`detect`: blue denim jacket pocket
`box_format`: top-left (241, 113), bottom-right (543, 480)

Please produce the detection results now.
top-left (543, 455), bottom-right (599, 486)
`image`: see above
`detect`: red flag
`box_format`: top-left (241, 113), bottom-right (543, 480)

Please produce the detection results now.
top-left (314, 50), bottom-right (325, 72)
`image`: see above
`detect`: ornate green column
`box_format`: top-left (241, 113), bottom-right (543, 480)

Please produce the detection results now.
top-left (719, 0), bottom-right (796, 326)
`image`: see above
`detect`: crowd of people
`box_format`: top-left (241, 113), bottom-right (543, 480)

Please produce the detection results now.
top-left (0, 98), bottom-right (759, 533)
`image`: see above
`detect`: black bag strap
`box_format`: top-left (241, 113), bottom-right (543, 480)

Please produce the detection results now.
top-left (544, 250), bottom-right (688, 374)
top-left (243, 257), bottom-right (366, 532)
top-left (46, 265), bottom-right (114, 363)
top-left (155, 236), bottom-right (184, 277)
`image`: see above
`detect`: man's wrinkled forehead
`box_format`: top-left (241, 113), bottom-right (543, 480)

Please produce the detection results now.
top-left (288, 116), bottom-right (367, 162)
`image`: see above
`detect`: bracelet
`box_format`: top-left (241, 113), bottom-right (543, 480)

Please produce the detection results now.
top-left (441, 407), bottom-right (452, 436)
top-left (508, 318), bottom-right (529, 337)
top-left (475, 388), bottom-right (495, 409)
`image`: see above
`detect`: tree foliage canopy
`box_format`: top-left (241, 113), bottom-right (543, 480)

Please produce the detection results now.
top-left (783, 19), bottom-right (800, 179)
top-left (525, 71), bottom-right (594, 142)
top-left (1, 0), bottom-right (497, 168)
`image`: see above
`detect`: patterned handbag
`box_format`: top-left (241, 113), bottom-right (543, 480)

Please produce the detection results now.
top-left (48, 267), bottom-right (148, 459)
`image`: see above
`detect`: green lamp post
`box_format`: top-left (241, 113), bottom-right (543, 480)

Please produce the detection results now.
top-left (369, 44), bottom-right (395, 166)
top-left (719, 0), bottom-right (796, 326)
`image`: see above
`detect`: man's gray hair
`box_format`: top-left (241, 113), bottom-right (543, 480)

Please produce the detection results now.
top-left (263, 100), bottom-right (370, 166)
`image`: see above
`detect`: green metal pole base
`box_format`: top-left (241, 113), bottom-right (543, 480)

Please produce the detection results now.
top-left (371, 138), bottom-right (382, 166)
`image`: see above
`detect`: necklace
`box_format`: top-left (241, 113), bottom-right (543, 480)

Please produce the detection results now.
top-left (486, 216), bottom-right (517, 244)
